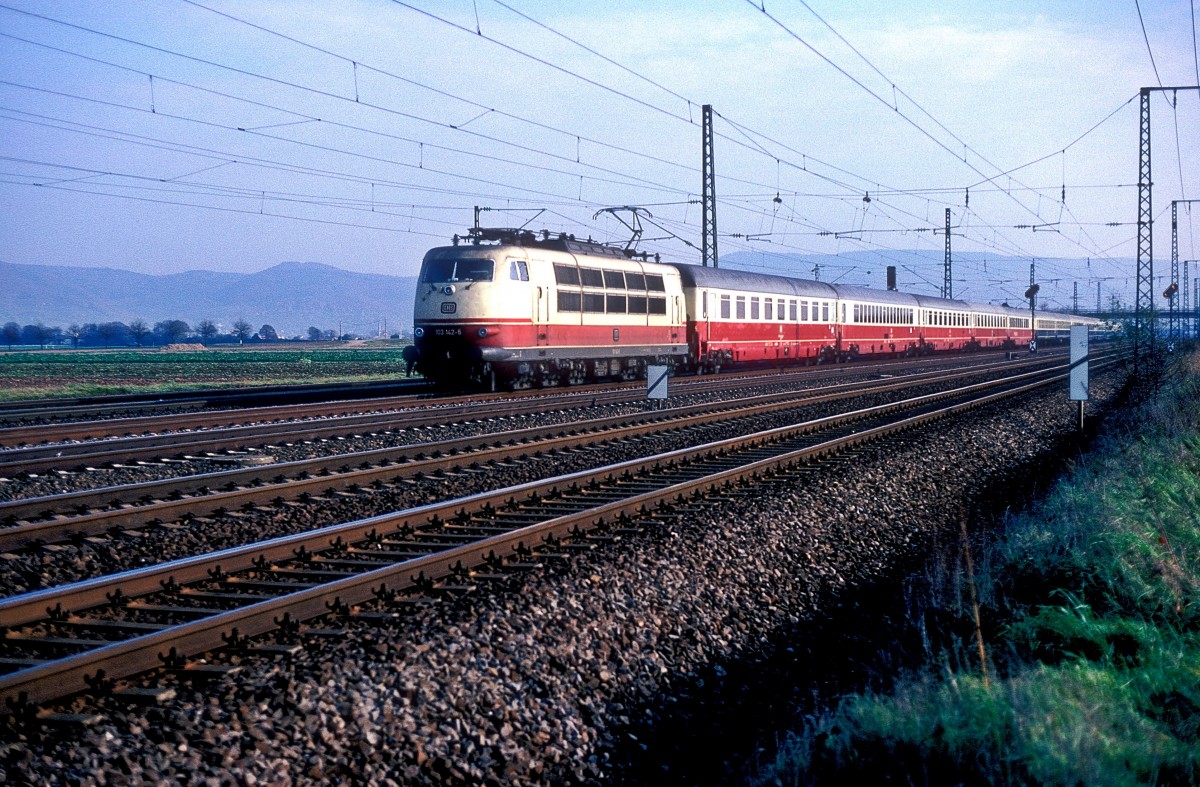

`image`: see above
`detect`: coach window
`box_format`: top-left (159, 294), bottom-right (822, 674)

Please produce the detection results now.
top-left (553, 264), bottom-right (579, 286)
top-left (701, 291), bottom-right (708, 319)
top-left (854, 304), bottom-right (861, 322)
top-left (751, 297), bottom-right (760, 320)
top-left (736, 296), bottom-right (746, 319)
top-left (789, 300), bottom-right (797, 321)
top-left (822, 302), bottom-right (830, 322)
top-left (721, 294), bottom-right (731, 319)
top-left (801, 301), bottom-right (809, 321)
top-left (557, 290), bottom-right (582, 312)
top-left (603, 269), bottom-right (625, 288)
top-left (606, 293), bottom-right (627, 313)
top-left (580, 268), bottom-right (604, 288)
top-left (583, 292), bottom-right (605, 312)
top-left (764, 297), bottom-right (773, 320)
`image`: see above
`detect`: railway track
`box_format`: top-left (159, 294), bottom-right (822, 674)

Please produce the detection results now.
top-left (0, 355), bottom-right (1094, 551)
top-left (0, 352), bottom-right (1074, 477)
top-left (0, 352), bottom-right (1121, 718)
top-left (0, 349), bottom-right (1067, 448)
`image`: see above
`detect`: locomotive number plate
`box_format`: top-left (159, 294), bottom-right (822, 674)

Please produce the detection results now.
top-left (434, 328), bottom-right (462, 336)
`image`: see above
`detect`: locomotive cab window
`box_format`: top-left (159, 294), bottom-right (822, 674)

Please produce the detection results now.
top-left (421, 258), bottom-right (495, 283)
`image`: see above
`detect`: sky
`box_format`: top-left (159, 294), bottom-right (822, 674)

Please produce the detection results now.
top-left (1, 0), bottom-right (1197, 312)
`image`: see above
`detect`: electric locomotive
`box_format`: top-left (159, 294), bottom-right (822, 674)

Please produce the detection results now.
top-left (409, 227), bottom-right (688, 389)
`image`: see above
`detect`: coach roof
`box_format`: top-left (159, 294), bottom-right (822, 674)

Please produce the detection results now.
top-left (672, 264), bottom-right (839, 299)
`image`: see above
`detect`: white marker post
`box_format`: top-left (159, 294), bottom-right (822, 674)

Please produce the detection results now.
top-left (646, 364), bottom-right (669, 407)
top-left (1068, 325), bottom-right (1089, 432)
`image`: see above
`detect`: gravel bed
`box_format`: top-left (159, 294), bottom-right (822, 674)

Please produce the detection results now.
top-left (1, 370), bottom-right (1124, 785)
top-left (0, 371), bottom-right (1014, 596)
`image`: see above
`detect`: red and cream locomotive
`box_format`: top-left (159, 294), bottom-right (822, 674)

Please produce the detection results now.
top-left (407, 227), bottom-right (1103, 388)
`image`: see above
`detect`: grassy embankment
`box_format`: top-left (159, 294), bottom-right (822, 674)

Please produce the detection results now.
top-left (0, 346), bottom-right (414, 401)
top-left (759, 351), bottom-right (1200, 785)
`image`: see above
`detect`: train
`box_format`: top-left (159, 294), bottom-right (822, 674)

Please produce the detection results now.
top-left (405, 227), bottom-right (1107, 389)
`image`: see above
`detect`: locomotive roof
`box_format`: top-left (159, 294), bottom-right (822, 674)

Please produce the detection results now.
top-left (673, 264), bottom-right (839, 299)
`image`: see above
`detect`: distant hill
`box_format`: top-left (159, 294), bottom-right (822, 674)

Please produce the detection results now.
top-left (0, 261), bottom-right (417, 338)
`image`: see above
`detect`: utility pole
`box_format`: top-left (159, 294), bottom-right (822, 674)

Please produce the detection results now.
top-left (1169, 200), bottom-right (1200, 344)
top-left (1135, 86), bottom-right (1200, 371)
top-left (1073, 281), bottom-right (1078, 314)
top-left (1026, 261), bottom-right (1039, 353)
top-left (943, 208), bottom-right (952, 299)
top-left (701, 104), bottom-right (718, 268)
top-left (1096, 281), bottom-right (1101, 314)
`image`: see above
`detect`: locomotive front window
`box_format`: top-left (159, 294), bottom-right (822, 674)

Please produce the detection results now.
top-left (583, 292), bottom-right (605, 312)
top-left (648, 297), bottom-right (666, 315)
top-left (625, 272), bottom-right (646, 291)
top-left (421, 258), bottom-right (494, 282)
top-left (628, 295), bottom-right (647, 314)
top-left (607, 294), bottom-right (627, 313)
top-left (645, 274), bottom-right (665, 292)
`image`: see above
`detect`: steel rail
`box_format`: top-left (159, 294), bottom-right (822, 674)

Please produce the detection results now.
top-left (0, 359), bottom-right (1077, 551)
top-left (0, 358), bottom-right (1120, 714)
top-left (0, 350), bottom-right (1049, 449)
top-left (0, 351), bottom-right (1081, 474)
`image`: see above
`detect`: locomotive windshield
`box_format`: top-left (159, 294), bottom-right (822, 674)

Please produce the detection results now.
top-left (421, 258), bottom-right (495, 283)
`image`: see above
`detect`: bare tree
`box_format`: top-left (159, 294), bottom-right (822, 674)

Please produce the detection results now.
top-left (154, 319), bottom-right (190, 345)
top-left (231, 319), bottom-right (253, 344)
top-left (197, 320), bottom-right (218, 345)
top-left (128, 319), bottom-right (150, 347)
top-left (96, 322), bottom-right (126, 348)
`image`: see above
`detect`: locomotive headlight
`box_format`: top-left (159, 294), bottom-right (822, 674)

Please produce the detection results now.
top-left (414, 327), bottom-right (425, 338)
top-left (477, 327), bottom-right (489, 338)
top-left (442, 284), bottom-right (456, 295)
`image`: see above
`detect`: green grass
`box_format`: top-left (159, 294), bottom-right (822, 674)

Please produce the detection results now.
top-left (758, 351), bottom-right (1200, 785)
top-left (0, 347), bottom-right (416, 401)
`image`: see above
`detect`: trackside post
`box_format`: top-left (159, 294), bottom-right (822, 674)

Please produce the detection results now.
top-left (1069, 325), bottom-right (1089, 432)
